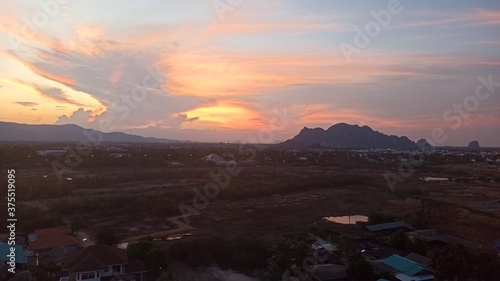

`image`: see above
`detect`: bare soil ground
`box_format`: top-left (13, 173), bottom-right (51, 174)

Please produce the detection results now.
top-left (17, 163), bottom-right (500, 246)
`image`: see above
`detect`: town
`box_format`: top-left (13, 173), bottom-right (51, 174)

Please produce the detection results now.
top-left (1, 141), bottom-right (500, 280)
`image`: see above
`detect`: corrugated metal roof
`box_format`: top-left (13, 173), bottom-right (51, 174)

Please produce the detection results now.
top-left (404, 253), bottom-right (432, 267)
top-left (365, 221), bottom-right (414, 232)
top-left (383, 254), bottom-right (423, 277)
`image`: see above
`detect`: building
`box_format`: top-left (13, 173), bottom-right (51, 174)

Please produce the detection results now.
top-left (27, 226), bottom-right (79, 265)
top-left (202, 153), bottom-right (224, 163)
top-left (365, 221), bottom-right (415, 232)
top-left (59, 245), bottom-right (148, 281)
top-left (403, 253), bottom-right (432, 268)
top-left (37, 150), bottom-right (68, 156)
top-left (407, 229), bottom-right (481, 251)
top-left (382, 254), bottom-right (433, 281)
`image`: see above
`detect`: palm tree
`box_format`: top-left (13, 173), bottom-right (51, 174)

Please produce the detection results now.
top-left (267, 237), bottom-right (308, 280)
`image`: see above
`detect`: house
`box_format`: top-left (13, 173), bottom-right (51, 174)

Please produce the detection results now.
top-left (60, 245), bottom-right (148, 281)
top-left (365, 221), bottom-right (415, 232)
top-left (28, 226), bottom-right (79, 265)
top-left (202, 153), bottom-right (224, 163)
top-left (383, 254), bottom-right (433, 281)
top-left (296, 156), bottom-right (308, 162)
top-left (367, 247), bottom-right (407, 260)
top-left (28, 234), bottom-right (79, 252)
top-left (404, 253), bottom-right (432, 268)
top-left (408, 229), bottom-right (481, 251)
top-left (35, 226), bottom-right (72, 238)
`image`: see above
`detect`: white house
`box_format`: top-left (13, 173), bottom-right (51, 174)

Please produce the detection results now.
top-left (59, 245), bottom-right (147, 281)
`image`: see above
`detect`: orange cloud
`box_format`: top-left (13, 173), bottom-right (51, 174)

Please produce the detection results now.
top-left (165, 48), bottom-right (496, 98)
top-left (109, 63), bottom-right (126, 84)
top-left (25, 62), bottom-right (75, 86)
top-left (181, 100), bottom-right (265, 130)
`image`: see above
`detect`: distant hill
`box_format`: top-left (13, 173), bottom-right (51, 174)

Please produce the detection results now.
top-left (468, 140), bottom-right (481, 150)
top-left (416, 138), bottom-right (433, 151)
top-left (281, 123), bottom-right (418, 150)
top-left (0, 121), bottom-right (179, 143)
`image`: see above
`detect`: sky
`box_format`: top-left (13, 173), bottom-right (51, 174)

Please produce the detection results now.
top-left (1, 0), bottom-right (500, 146)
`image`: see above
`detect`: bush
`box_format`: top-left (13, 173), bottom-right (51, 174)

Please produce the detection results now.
top-left (167, 236), bottom-right (269, 275)
top-left (347, 254), bottom-right (374, 280)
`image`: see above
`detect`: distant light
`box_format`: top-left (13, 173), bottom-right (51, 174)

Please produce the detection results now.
top-left (144, 154), bottom-right (148, 157)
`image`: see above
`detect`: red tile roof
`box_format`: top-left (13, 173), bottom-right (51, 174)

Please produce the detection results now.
top-left (28, 234), bottom-right (79, 251)
top-left (35, 226), bottom-right (72, 238)
top-left (64, 245), bottom-right (128, 273)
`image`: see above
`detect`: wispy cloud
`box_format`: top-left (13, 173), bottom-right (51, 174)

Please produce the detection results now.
top-left (13, 101), bottom-right (38, 107)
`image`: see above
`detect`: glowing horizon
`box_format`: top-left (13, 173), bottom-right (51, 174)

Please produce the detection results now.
top-left (1, 1), bottom-right (500, 145)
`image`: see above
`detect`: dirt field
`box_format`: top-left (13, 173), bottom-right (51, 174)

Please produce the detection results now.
top-left (15, 162), bottom-right (500, 246)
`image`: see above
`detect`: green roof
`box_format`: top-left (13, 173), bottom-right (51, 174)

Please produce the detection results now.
top-left (383, 254), bottom-right (423, 276)
top-left (0, 243), bottom-right (28, 264)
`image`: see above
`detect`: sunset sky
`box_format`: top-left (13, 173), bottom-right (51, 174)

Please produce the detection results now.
top-left (1, 0), bottom-right (500, 145)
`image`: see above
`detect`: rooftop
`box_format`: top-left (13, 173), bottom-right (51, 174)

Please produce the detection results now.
top-left (64, 245), bottom-right (128, 273)
top-left (383, 254), bottom-right (426, 277)
top-left (365, 221), bottom-right (415, 232)
top-left (35, 226), bottom-right (72, 238)
top-left (404, 253), bottom-right (432, 268)
top-left (28, 234), bottom-right (79, 251)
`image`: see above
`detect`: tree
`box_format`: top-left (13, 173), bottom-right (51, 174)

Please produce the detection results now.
top-left (158, 271), bottom-right (178, 281)
top-left (31, 261), bottom-right (61, 281)
top-left (147, 248), bottom-right (168, 278)
top-left (434, 244), bottom-right (473, 281)
top-left (476, 253), bottom-right (500, 280)
top-left (337, 234), bottom-right (355, 256)
top-left (388, 231), bottom-right (409, 250)
top-left (127, 238), bottom-right (154, 261)
top-left (368, 212), bottom-right (394, 225)
top-left (70, 216), bottom-right (86, 234)
top-left (267, 236), bottom-right (308, 280)
top-left (95, 226), bottom-right (119, 246)
top-left (347, 254), bottom-right (374, 280)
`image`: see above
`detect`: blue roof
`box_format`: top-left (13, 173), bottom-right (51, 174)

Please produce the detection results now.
top-left (0, 243), bottom-right (28, 264)
top-left (366, 221), bottom-right (414, 231)
top-left (383, 254), bottom-right (423, 276)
